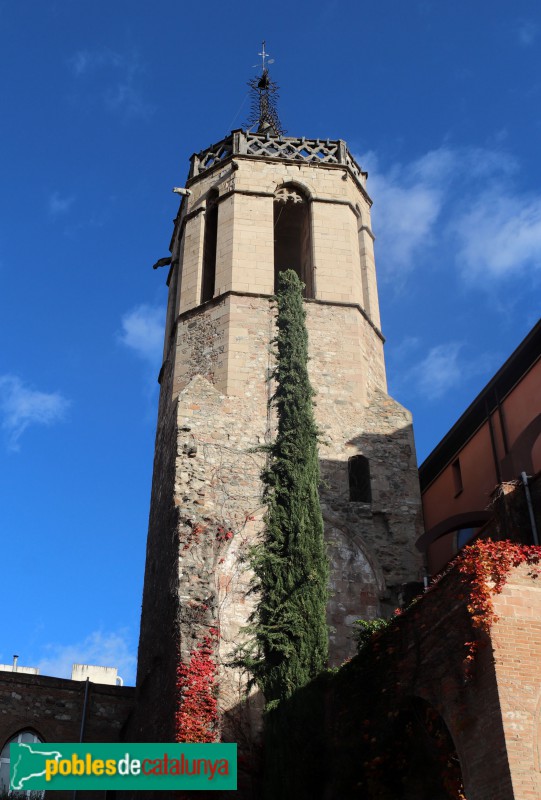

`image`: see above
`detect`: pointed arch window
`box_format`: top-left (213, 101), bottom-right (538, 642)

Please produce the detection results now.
top-left (201, 189), bottom-right (219, 303)
top-left (273, 185), bottom-right (313, 297)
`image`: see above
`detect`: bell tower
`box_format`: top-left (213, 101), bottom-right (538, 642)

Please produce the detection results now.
top-left (130, 55), bottom-right (423, 747)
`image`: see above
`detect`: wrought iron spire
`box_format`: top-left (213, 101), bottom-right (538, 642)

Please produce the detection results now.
top-left (246, 41), bottom-right (285, 136)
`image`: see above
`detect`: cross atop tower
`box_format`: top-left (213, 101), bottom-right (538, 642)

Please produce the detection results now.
top-left (246, 40), bottom-right (284, 135)
top-left (256, 40), bottom-right (274, 72)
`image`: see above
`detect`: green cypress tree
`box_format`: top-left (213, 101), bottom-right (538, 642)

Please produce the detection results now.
top-left (248, 269), bottom-right (329, 703)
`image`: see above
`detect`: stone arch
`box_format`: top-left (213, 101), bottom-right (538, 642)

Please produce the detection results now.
top-left (273, 177), bottom-right (315, 201)
top-left (323, 509), bottom-right (387, 663)
top-left (416, 510), bottom-right (491, 552)
top-left (273, 182), bottom-right (314, 297)
top-left (370, 696), bottom-right (465, 799)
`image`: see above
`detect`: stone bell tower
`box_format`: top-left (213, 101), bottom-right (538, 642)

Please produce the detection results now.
top-left (130, 56), bottom-right (423, 747)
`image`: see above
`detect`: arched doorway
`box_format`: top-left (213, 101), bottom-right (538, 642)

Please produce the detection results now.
top-left (366, 697), bottom-right (465, 799)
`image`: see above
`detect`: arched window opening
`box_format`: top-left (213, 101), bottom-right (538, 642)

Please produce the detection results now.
top-left (201, 189), bottom-right (219, 304)
top-left (368, 697), bottom-right (464, 799)
top-left (273, 186), bottom-right (313, 297)
top-left (454, 526), bottom-right (476, 551)
top-left (348, 455), bottom-right (371, 503)
top-left (0, 729), bottom-right (45, 798)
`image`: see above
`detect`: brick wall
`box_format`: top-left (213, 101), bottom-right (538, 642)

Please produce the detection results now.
top-left (491, 566), bottom-right (541, 799)
top-left (263, 558), bottom-right (541, 799)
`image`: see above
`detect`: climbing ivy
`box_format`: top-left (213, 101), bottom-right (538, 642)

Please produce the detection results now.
top-left (175, 628), bottom-right (219, 743)
top-left (244, 269), bottom-right (329, 703)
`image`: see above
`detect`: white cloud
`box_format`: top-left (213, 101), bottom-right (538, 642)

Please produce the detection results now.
top-left (517, 20), bottom-right (537, 47)
top-left (105, 82), bottom-right (150, 117)
top-left (358, 143), bottom-right (538, 284)
top-left (69, 48), bottom-right (153, 118)
top-left (118, 304), bottom-right (164, 365)
top-left (398, 341), bottom-right (494, 401)
top-left (38, 629), bottom-right (136, 685)
top-left (390, 336), bottom-right (421, 362)
top-left (70, 49), bottom-right (125, 76)
top-left (407, 342), bottom-right (464, 400)
top-left (360, 147), bottom-right (455, 277)
top-left (49, 191), bottom-right (75, 217)
top-left (0, 375), bottom-right (70, 450)
top-left (454, 191), bottom-right (541, 280)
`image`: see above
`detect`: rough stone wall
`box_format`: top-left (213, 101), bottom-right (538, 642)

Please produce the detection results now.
top-left (173, 376), bottom-right (266, 747)
top-left (0, 671), bottom-right (134, 800)
top-left (133, 147), bottom-right (423, 754)
top-left (136, 291), bottom-right (423, 727)
top-left (131, 349), bottom-right (179, 743)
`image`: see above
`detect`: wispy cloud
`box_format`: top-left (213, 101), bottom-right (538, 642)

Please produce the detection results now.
top-left (454, 191), bottom-right (541, 281)
top-left (38, 629), bottom-right (136, 685)
top-left (388, 339), bottom-right (493, 402)
top-left (388, 337), bottom-right (494, 402)
top-left (69, 48), bottom-right (153, 118)
top-left (407, 342), bottom-right (464, 400)
top-left (517, 20), bottom-right (537, 47)
top-left (0, 375), bottom-right (70, 450)
top-left (361, 146), bottom-right (464, 280)
top-left (49, 191), bottom-right (75, 217)
top-left (70, 49), bottom-right (126, 76)
top-left (359, 143), bottom-right (541, 285)
top-left (118, 304), bottom-right (164, 365)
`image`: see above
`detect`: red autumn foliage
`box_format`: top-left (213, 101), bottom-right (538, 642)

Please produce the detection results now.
top-left (176, 632), bottom-right (219, 743)
top-left (455, 539), bottom-right (541, 670)
top-left (458, 539), bottom-right (541, 631)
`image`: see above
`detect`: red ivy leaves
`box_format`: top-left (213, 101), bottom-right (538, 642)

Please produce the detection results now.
top-left (457, 539), bottom-right (541, 673)
top-left (176, 631), bottom-right (219, 743)
top-left (215, 526), bottom-right (234, 544)
top-left (181, 522), bottom-right (234, 551)
top-left (458, 539), bottom-right (541, 633)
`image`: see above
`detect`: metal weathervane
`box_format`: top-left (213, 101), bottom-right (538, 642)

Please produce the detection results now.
top-left (246, 40), bottom-right (285, 136)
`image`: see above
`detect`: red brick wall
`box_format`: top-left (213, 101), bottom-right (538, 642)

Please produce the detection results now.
top-left (491, 567), bottom-right (541, 799)
top-left (266, 560), bottom-right (541, 800)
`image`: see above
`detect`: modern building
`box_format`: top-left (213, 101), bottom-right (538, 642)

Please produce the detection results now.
top-left (418, 319), bottom-right (541, 574)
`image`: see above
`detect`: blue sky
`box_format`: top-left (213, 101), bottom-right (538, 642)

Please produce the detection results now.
top-left (1, 1), bottom-right (540, 685)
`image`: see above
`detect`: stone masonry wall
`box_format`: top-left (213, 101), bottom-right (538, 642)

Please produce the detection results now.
top-left (132, 347), bottom-right (179, 744)
top-left (144, 292), bottom-right (423, 720)
top-left (177, 156), bottom-right (379, 325)
top-left (133, 145), bottom-right (423, 753)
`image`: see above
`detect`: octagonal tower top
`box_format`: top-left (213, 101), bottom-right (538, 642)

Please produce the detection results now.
top-left (188, 130), bottom-right (368, 195)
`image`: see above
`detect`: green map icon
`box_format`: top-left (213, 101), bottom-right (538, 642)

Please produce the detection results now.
top-left (11, 743), bottom-right (63, 791)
